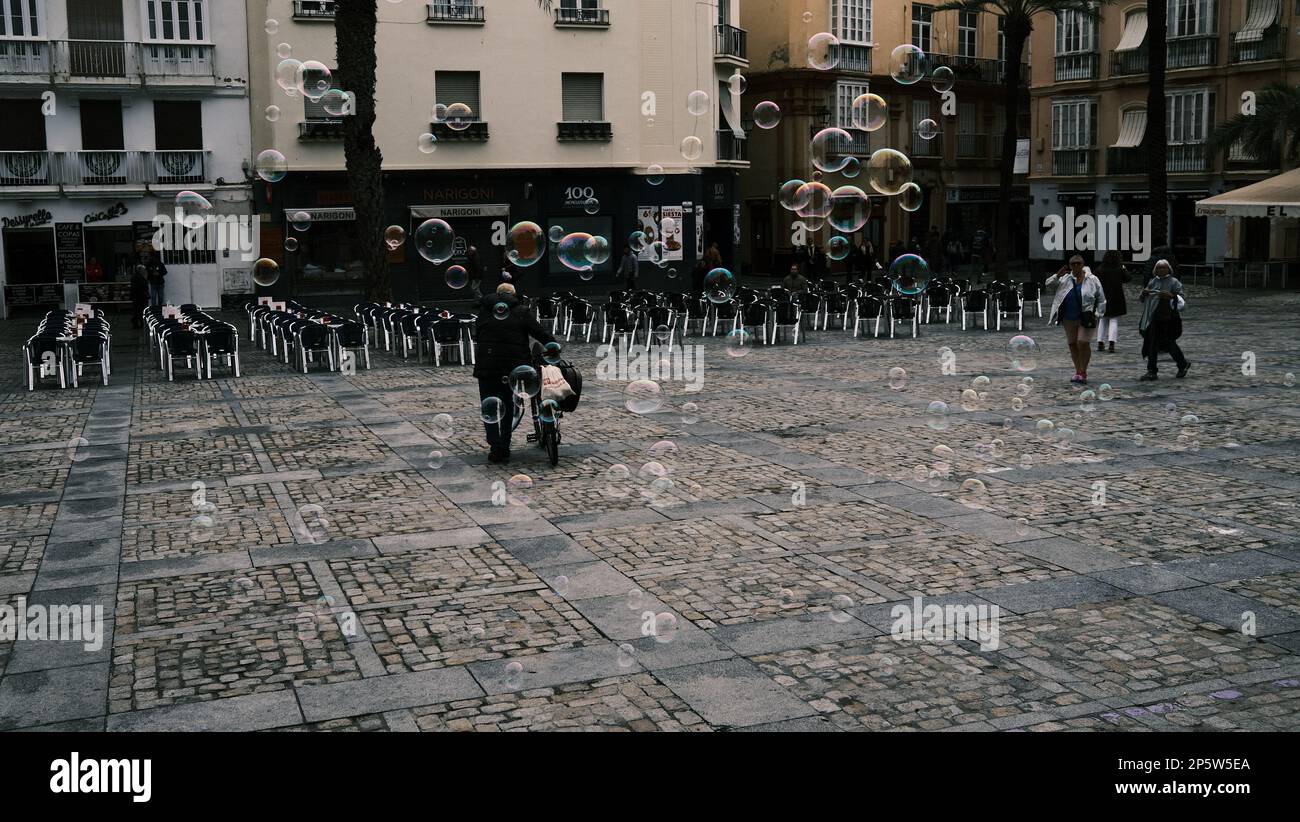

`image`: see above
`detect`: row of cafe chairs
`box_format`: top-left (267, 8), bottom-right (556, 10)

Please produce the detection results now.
top-left (144, 305), bottom-right (240, 381)
top-left (23, 308), bottom-right (111, 390)
top-left (246, 301), bottom-right (368, 374)
top-left (353, 302), bottom-right (474, 366)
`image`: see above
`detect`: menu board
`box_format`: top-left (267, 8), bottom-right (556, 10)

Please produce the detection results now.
top-left (55, 222), bottom-right (86, 282)
top-left (77, 283), bottom-right (132, 304)
top-left (4, 284), bottom-right (65, 306)
top-left (133, 221), bottom-right (158, 254)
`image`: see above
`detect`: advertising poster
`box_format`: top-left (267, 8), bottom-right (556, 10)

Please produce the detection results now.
top-left (695, 205), bottom-right (705, 258)
top-left (660, 205), bottom-right (684, 261)
top-left (636, 206), bottom-right (659, 261)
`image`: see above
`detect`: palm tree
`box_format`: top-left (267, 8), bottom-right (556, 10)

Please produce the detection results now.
top-left (1146, 0), bottom-right (1167, 249)
top-left (936, 1), bottom-right (1106, 279)
top-left (1210, 82), bottom-right (1300, 170)
top-left (334, 0), bottom-right (390, 301)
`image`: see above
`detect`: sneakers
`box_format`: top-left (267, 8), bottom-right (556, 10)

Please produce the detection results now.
top-left (1139, 372), bottom-right (1158, 381)
top-left (1097, 342), bottom-right (1105, 352)
top-left (1070, 373), bottom-right (1085, 384)
top-left (1108, 341), bottom-right (1115, 353)
top-left (1176, 362), bottom-right (1190, 379)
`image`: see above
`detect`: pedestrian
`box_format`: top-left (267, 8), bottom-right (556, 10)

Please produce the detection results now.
top-left (704, 241), bottom-right (723, 270)
top-left (144, 251), bottom-right (167, 307)
top-left (945, 235), bottom-right (964, 276)
top-left (1093, 249), bottom-right (1130, 354)
top-left (1044, 254), bottom-right (1106, 385)
top-left (473, 283), bottom-right (558, 463)
top-left (84, 256), bottom-right (104, 283)
top-left (810, 244), bottom-right (827, 281)
top-left (861, 239), bottom-right (877, 277)
top-left (466, 245), bottom-right (484, 297)
top-left (848, 240), bottom-right (865, 283)
top-left (1138, 259), bottom-right (1190, 381)
top-left (782, 263), bottom-right (809, 293)
top-left (618, 245), bottom-right (638, 290)
top-left (923, 227), bottom-right (944, 276)
top-left (129, 262), bottom-right (149, 328)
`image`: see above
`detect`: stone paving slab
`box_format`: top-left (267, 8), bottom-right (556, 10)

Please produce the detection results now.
top-left (655, 657), bottom-right (817, 729)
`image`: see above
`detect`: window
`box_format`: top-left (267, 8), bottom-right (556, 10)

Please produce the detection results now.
top-left (561, 72), bottom-right (603, 121)
top-left (1055, 10), bottom-right (1094, 54)
top-left (1169, 0), bottom-right (1214, 37)
top-left (154, 101), bottom-right (202, 149)
top-left (144, 0), bottom-right (207, 42)
top-left (718, 0), bottom-right (730, 26)
top-left (832, 0), bottom-right (871, 44)
top-left (834, 80), bottom-right (868, 130)
top-left (435, 71), bottom-right (481, 119)
top-left (911, 4), bottom-right (932, 51)
top-left (559, 0), bottom-right (599, 21)
top-left (80, 99), bottom-right (124, 150)
top-left (0, 0), bottom-right (42, 37)
top-left (957, 102), bottom-right (977, 134)
top-left (959, 10), bottom-right (978, 58)
top-left (997, 15), bottom-right (1006, 62)
top-left (913, 99), bottom-right (935, 153)
top-left (304, 68), bottom-right (342, 119)
top-left (0, 98), bottom-right (46, 150)
top-left (1051, 98), bottom-right (1097, 148)
top-left (1166, 88), bottom-right (1213, 142)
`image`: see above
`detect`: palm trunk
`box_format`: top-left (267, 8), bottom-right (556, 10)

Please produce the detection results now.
top-left (1146, 0), bottom-right (1168, 249)
top-left (996, 18), bottom-right (1030, 280)
top-left (335, 0), bottom-right (390, 301)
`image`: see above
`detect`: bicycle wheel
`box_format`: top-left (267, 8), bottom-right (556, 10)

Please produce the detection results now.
top-left (543, 420), bottom-right (559, 466)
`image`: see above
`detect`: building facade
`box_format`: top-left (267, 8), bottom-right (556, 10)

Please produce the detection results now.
top-left (738, 0), bottom-right (1030, 277)
top-left (0, 0), bottom-right (254, 315)
top-left (1028, 0), bottom-right (1299, 266)
top-left (250, 0), bottom-right (748, 303)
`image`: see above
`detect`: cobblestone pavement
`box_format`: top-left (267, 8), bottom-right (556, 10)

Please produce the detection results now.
top-left (2, 284), bottom-right (1299, 731)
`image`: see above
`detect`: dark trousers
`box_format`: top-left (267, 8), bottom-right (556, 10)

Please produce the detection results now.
top-left (1147, 337), bottom-right (1188, 374)
top-left (478, 376), bottom-right (516, 452)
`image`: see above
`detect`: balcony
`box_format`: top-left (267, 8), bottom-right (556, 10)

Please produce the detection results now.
top-left (716, 130), bottom-right (748, 163)
top-left (292, 0), bottom-right (335, 20)
top-left (557, 121), bottom-right (612, 141)
top-left (1052, 148), bottom-right (1096, 175)
top-left (430, 120), bottom-right (489, 141)
top-left (1054, 52), bottom-right (1098, 81)
top-left (0, 39), bottom-right (52, 75)
top-left (956, 133), bottom-right (988, 158)
top-left (926, 52), bottom-right (1029, 86)
top-left (807, 126), bottom-right (871, 158)
top-left (1227, 141), bottom-right (1274, 170)
top-left (299, 119), bottom-right (347, 141)
top-left (554, 7), bottom-right (609, 27)
top-left (1111, 46), bottom-right (1147, 76)
top-left (839, 43), bottom-right (871, 74)
top-left (428, 3), bottom-right (485, 24)
top-left (1167, 35), bottom-right (1217, 69)
top-left (1232, 28), bottom-right (1284, 62)
top-left (0, 151), bottom-right (57, 187)
top-left (1106, 146), bottom-right (1145, 175)
top-left (714, 24), bottom-right (747, 62)
top-left (0, 150), bottom-right (212, 191)
top-left (912, 134), bottom-right (942, 159)
top-left (1108, 144), bottom-right (1208, 174)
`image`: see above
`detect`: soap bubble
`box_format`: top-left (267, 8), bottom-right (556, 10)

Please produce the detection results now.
top-left (646, 163), bottom-right (665, 184)
top-left (652, 612), bottom-right (679, 644)
top-left (1285, 373), bottom-right (1296, 387)
top-left (417, 132), bottom-right (438, 153)
top-left (584, 234), bottom-right (611, 266)
top-left (1008, 335), bottom-right (1038, 372)
top-left (810, 127), bottom-right (854, 173)
top-left (617, 643), bottom-right (636, 668)
top-left (384, 225), bottom-right (406, 250)
top-left (827, 185), bottom-right (871, 233)
top-left (687, 89), bottom-right (710, 116)
top-left (794, 181), bottom-right (833, 218)
top-left (275, 58), bottom-right (302, 92)
top-left (264, 105), bottom-right (281, 122)
top-left (443, 102), bottom-right (474, 131)
top-left (1036, 419), bottom-right (1055, 437)
top-left (1098, 383), bottom-right (1115, 401)
top-left (557, 232), bottom-right (595, 272)
top-left (289, 210), bottom-right (312, 232)
top-left (754, 101), bottom-right (782, 129)
top-left (889, 44), bottom-right (926, 84)
top-left (807, 32), bottom-right (840, 70)
top-left (430, 414), bottom-right (453, 439)
top-left (507, 474), bottom-right (533, 506)
top-left (841, 156), bottom-right (861, 178)
top-left (252, 258), bottom-right (280, 287)
top-left (265, 19), bottom-right (279, 35)
top-left (704, 268), bottom-right (737, 303)
top-left (926, 400), bottom-right (949, 431)
top-left (931, 65), bottom-right (955, 93)
top-left (888, 366), bottom-right (907, 390)
top-left (444, 265), bottom-right (468, 290)
top-left (680, 135), bottom-right (703, 161)
top-left (728, 72), bottom-right (747, 95)
top-left (897, 182), bottom-right (924, 212)
top-left (1011, 397), bottom-right (1024, 411)
top-left (778, 179), bottom-right (810, 212)
top-left (284, 237), bottom-right (298, 252)
top-left (1079, 389), bottom-right (1097, 412)
top-left (506, 221), bottom-right (546, 267)
top-left (960, 389), bottom-right (980, 412)
top-left (680, 402), bottom-right (700, 425)
top-left (802, 11), bottom-right (813, 23)
top-left (175, 190), bottom-right (211, 213)
top-left (295, 60), bottom-right (333, 100)
top-left (480, 396), bottom-right (505, 424)
top-left (725, 328), bottom-right (753, 357)
top-left (888, 253), bottom-right (931, 296)
top-left (254, 149), bottom-right (287, 183)
top-left (971, 375), bottom-right (991, 391)
top-left (866, 149), bottom-right (914, 196)
top-left (917, 118), bottom-right (940, 140)
top-left (851, 92), bottom-right (887, 132)
top-left (829, 594), bottom-right (854, 623)
top-left (414, 218), bottom-right (455, 264)
top-left (321, 88), bottom-right (349, 116)
top-left (625, 380), bottom-right (664, 414)
top-left (827, 235), bottom-right (851, 261)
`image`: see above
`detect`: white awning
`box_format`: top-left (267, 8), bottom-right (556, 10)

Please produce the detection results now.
top-left (1110, 108), bottom-right (1147, 148)
top-left (1196, 167), bottom-right (1300, 218)
top-left (720, 81), bottom-right (744, 139)
top-left (1234, 0), bottom-right (1279, 43)
top-left (412, 204), bottom-right (509, 219)
top-left (284, 207), bottom-right (355, 221)
top-left (1115, 10), bottom-right (1148, 51)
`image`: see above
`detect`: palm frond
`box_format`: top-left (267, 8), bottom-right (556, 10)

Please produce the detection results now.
top-left (1209, 82), bottom-right (1300, 165)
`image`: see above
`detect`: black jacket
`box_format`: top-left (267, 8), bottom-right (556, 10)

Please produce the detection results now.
top-left (145, 259), bottom-right (167, 285)
top-left (473, 295), bottom-right (557, 380)
top-left (1095, 262), bottom-right (1130, 317)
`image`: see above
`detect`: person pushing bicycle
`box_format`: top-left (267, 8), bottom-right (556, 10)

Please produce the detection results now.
top-left (474, 283), bottom-right (557, 463)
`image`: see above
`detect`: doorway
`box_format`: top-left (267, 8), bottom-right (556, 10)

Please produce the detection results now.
top-left (83, 226), bottom-right (136, 282)
top-left (3, 228), bottom-right (57, 284)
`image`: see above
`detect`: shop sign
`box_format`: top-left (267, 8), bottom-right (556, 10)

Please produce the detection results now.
top-left (84, 202), bottom-right (128, 224)
top-left (2, 208), bottom-right (53, 229)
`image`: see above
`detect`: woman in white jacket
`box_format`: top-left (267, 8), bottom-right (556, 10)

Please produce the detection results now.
top-left (1044, 255), bottom-right (1107, 384)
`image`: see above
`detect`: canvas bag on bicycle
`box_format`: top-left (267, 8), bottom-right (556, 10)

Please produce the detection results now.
top-left (541, 361), bottom-right (582, 412)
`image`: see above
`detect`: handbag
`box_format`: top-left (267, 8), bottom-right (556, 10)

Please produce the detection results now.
top-left (540, 364), bottom-right (575, 405)
top-left (1080, 282), bottom-right (1099, 328)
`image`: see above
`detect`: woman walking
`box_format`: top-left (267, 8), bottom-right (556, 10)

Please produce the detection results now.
top-left (1093, 250), bottom-right (1130, 353)
top-left (1044, 255), bottom-right (1106, 384)
top-left (1138, 259), bottom-right (1190, 381)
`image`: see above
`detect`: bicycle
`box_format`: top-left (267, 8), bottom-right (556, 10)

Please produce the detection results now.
top-left (507, 344), bottom-right (564, 466)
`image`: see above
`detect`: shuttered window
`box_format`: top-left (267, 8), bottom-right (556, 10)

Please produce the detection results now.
top-left (561, 72), bottom-right (603, 121)
top-left (435, 70), bottom-right (481, 118)
top-left (0, 0), bottom-right (43, 37)
top-left (304, 69), bottom-right (343, 119)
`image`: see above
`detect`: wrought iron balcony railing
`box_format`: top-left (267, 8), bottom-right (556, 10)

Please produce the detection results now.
top-left (0, 150), bottom-right (211, 187)
top-left (557, 121), bottom-right (612, 141)
top-left (1054, 52), bottom-right (1098, 81)
top-left (299, 119), bottom-right (347, 141)
top-left (0, 151), bottom-right (57, 186)
top-left (554, 7), bottom-right (609, 26)
top-left (839, 43), bottom-right (871, 73)
top-left (913, 133), bottom-right (942, 158)
top-left (1111, 46), bottom-right (1148, 76)
top-left (292, 1), bottom-right (335, 19)
top-left (956, 133), bottom-right (988, 158)
top-left (0, 39), bottom-right (51, 74)
top-left (716, 130), bottom-right (748, 162)
top-left (430, 120), bottom-right (489, 141)
top-left (926, 52), bottom-right (1029, 85)
top-left (1052, 148), bottom-right (1095, 175)
top-left (1167, 35), bottom-right (1217, 68)
top-left (1108, 143), bottom-right (1208, 173)
top-left (1232, 27), bottom-right (1284, 62)
top-left (714, 24), bottom-right (746, 60)
top-left (428, 3), bottom-right (485, 24)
